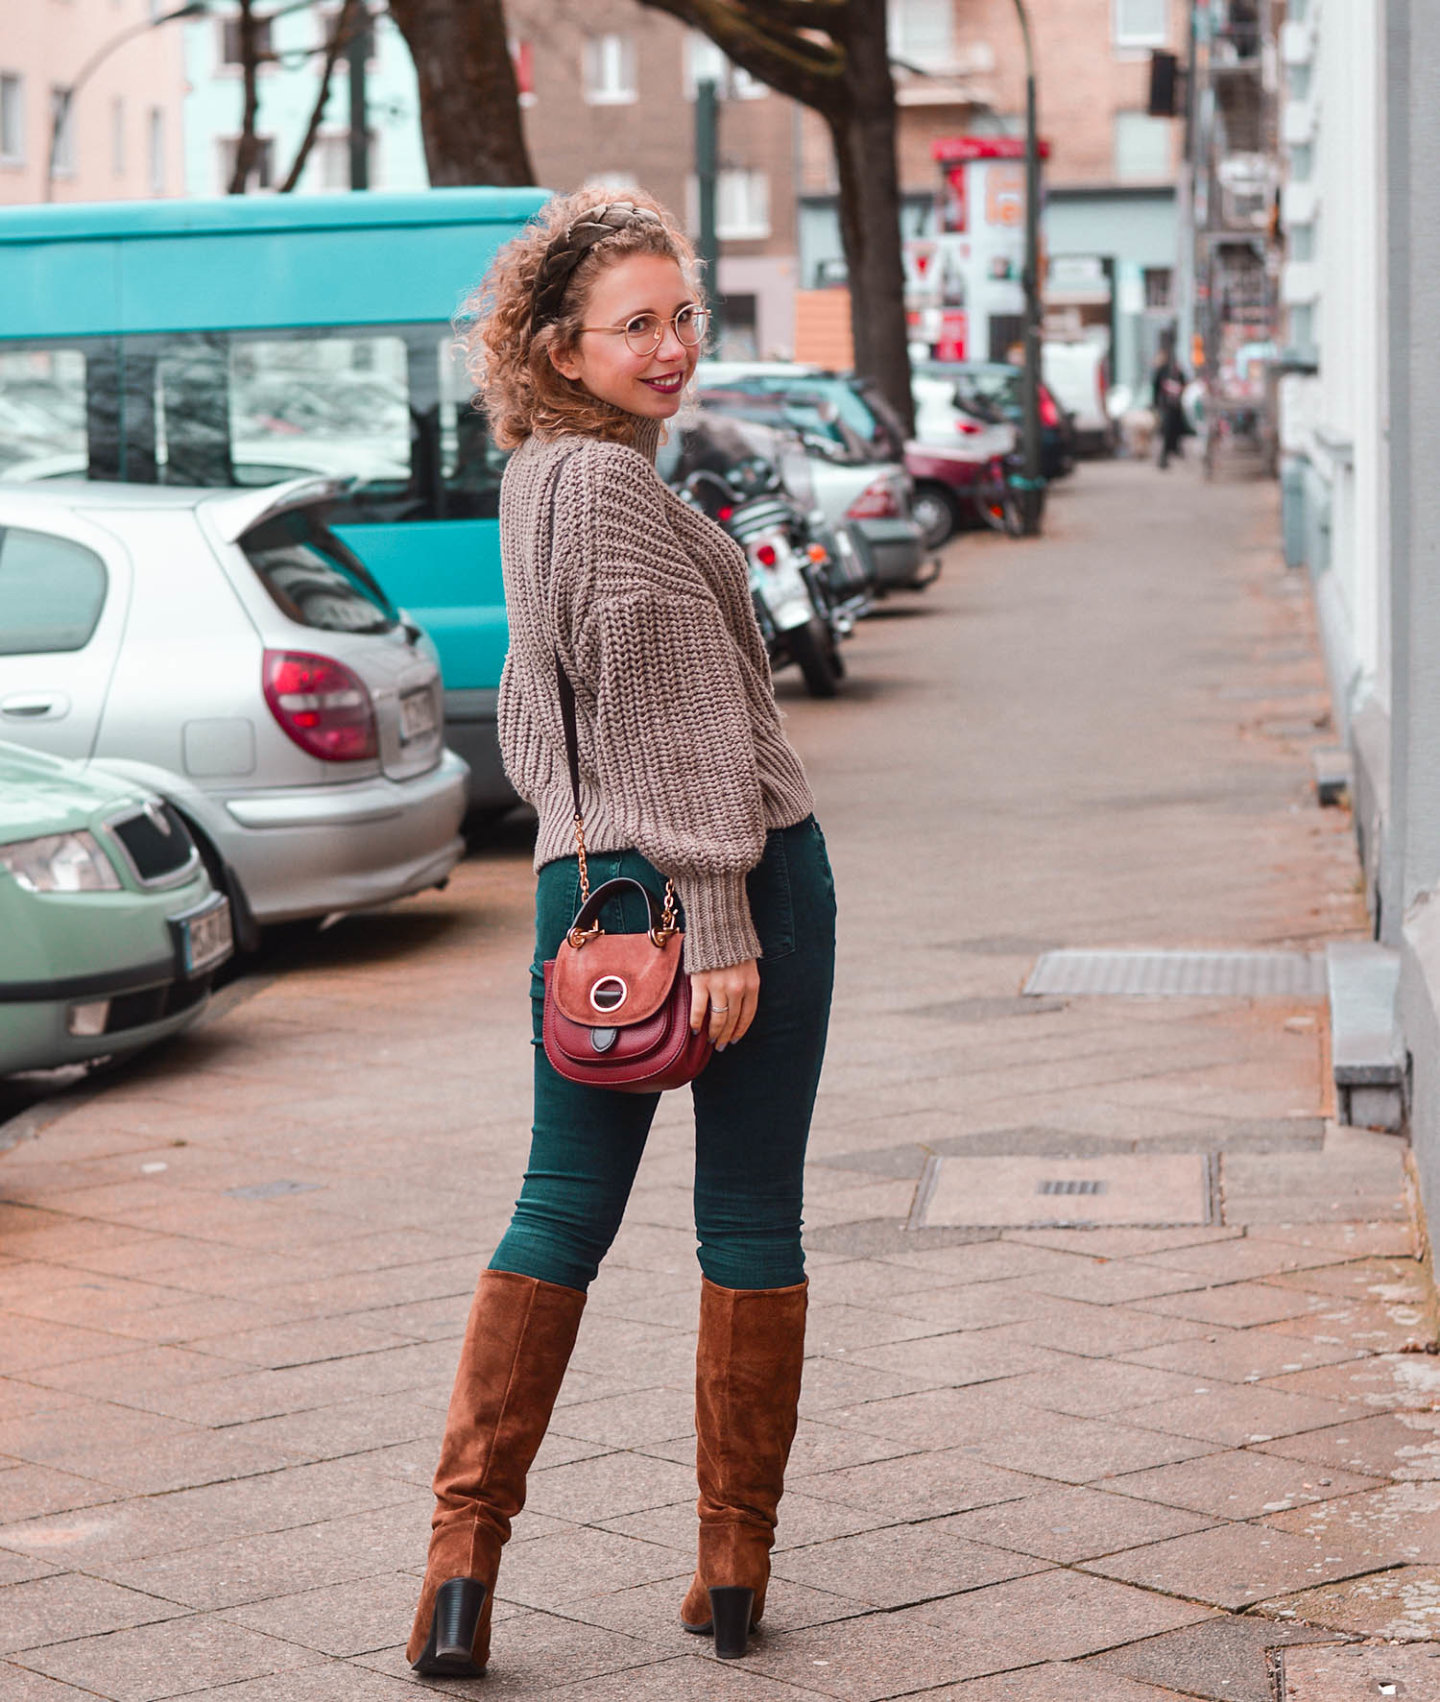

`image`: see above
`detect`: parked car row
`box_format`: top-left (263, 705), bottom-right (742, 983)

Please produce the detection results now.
top-left (0, 476), bottom-right (468, 1075)
top-left (0, 350), bottom-right (1066, 1083)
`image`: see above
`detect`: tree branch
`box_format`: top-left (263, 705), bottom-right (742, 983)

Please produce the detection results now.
top-left (278, 0), bottom-right (361, 193)
top-left (636, 0), bottom-right (846, 114)
top-left (227, 0), bottom-right (264, 194)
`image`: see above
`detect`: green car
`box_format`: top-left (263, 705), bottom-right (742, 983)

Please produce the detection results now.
top-left (0, 742), bottom-right (233, 1076)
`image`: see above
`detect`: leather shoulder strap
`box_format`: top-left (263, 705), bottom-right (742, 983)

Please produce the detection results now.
top-left (546, 449), bottom-right (585, 822)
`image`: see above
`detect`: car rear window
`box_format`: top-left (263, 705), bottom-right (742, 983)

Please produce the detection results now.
top-left (0, 525), bottom-right (107, 654)
top-left (239, 504), bottom-right (398, 635)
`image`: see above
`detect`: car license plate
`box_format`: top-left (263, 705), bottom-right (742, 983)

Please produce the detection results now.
top-left (174, 897), bottom-right (233, 978)
top-left (400, 686), bottom-right (438, 743)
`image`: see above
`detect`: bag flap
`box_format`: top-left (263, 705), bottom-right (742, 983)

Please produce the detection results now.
top-left (552, 929), bottom-right (685, 1026)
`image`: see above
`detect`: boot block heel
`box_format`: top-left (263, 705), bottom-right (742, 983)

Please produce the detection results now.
top-left (413, 1576), bottom-right (488, 1676)
top-left (708, 1586), bottom-right (755, 1659)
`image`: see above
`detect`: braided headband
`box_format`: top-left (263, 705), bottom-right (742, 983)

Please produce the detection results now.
top-left (529, 201), bottom-right (664, 336)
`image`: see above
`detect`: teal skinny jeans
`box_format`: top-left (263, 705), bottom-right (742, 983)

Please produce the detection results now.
top-left (490, 814), bottom-right (836, 1293)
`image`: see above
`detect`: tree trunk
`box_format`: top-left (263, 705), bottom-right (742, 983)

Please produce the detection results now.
top-left (387, 0), bottom-right (535, 187)
top-left (830, 1), bottom-right (912, 432)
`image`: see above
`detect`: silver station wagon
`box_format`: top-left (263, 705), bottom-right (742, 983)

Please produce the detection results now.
top-left (0, 479), bottom-right (468, 947)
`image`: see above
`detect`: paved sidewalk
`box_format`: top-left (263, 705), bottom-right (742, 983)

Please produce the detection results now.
top-left (3, 459), bottom-right (1438, 1702)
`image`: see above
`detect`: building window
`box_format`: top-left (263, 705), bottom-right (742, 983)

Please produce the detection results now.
top-left (1143, 266), bottom-right (1173, 309)
top-left (1114, 0), bottom-right (1168, 49)
top-left (148, 107), bottom-right (165, 193)
top-left (112, 96), bottom-right (125, 177)
top-left (583, 35), bottom-right (637, 105)
top-left (219, 135), bottom-right (275, 193)
top-left (221, 12), bottom-right (274, 67)
top-left (888, 0), bottom-right (953, 71)
top-left (688, 168), bottom-right (771, 240)
top-left (50, 89), bottom-right (76, 175)
top-left (311, 131), bottom-right (377, 190)
top-left (1113, 110), bottom-right (1171, 181)
top-left (684, 32), bottom-right (766, 99)
top-left (0, 74), bottom-right (23, 164)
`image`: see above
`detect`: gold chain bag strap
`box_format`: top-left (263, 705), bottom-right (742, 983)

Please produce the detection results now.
top-left (539, 462), bottom-right (713, 1093)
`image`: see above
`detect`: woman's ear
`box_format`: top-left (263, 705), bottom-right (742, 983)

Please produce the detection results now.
top-left (548, 337), bottom-right (583, 383)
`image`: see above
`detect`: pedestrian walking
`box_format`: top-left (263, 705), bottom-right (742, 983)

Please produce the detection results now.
top-left (405, 188), bottom-right (837, 1677)
top-left (1153, 345), bottom-right (1189, 470)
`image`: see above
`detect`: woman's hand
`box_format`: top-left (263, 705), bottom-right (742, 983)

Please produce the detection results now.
top-left (690, 959), bottom-right (760, 1051)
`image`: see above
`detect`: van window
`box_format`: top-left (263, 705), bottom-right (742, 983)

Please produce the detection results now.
top-left (240, 504), bottom-right (398, 635)
top-left (0, 526), bottom-right (107, 654)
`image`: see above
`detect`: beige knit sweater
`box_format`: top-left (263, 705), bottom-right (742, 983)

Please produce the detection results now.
top-left (496, 418), bottom-right (816, 971)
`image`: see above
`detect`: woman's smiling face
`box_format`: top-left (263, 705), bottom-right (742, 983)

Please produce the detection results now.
top-left (550, 253), bottom-right (700, 421)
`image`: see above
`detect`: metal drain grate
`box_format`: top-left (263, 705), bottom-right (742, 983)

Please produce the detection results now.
top-left (1024, 949), bottom-right (1327, 998)
top-left (912, 1153), bottom-right (1217, 1229)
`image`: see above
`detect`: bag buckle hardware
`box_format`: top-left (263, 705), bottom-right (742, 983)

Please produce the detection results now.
top-left (568, 922), bottom-right (603, 950)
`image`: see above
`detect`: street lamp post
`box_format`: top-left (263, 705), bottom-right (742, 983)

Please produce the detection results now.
top-left (44, 1), bottom-right (208, 202)
top-left (1012, 0), bottom-right (1044, 536)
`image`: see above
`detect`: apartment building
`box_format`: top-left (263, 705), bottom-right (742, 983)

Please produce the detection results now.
top-left (0, 0), bottom-right (188, 204)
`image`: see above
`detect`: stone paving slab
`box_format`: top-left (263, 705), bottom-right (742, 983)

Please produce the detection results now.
top-left (1280, 1641), bottom-right (1440, 1699)
top-left (1, 463), bottom-right (1433, 1700)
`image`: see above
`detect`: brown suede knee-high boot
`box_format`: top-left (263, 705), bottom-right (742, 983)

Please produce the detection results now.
top-left (680, 1276), bottom-right (808, 1658)
top-left (407, 1269), bottom-right (585, 1675)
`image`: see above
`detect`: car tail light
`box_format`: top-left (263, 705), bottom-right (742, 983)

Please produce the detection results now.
top-left (262, 649), bottom-right (378, 762)
top-left (1039, 389), bottom-right (1060, 428)
top-left (717, 504), bottom-right (735, 522)
top-left (845, 479), bottom-right (901, 521)
top-left (749, 539), bottom-right (780, 569)
top-left (954, 418), bottom-right (983, 435)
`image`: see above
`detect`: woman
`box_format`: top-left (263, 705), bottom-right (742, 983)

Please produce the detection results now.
top-left (406, 188), bottom-right (836, 1676)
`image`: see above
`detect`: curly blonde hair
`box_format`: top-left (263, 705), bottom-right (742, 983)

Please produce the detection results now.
top-left (459, 186), bottom-right (704, 451)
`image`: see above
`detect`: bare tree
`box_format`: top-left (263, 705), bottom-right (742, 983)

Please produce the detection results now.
top-left (227, 0), bottom-right (267, 193)
top-left (278, 0), bottom-right (364, 192)
top-left (386, 0), bottom-right (536, 186)
top-left (634, 0), bottom-right (911, 429)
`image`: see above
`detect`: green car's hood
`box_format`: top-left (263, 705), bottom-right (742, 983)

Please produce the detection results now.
top-left (0, 742), bottom-right (144, 842)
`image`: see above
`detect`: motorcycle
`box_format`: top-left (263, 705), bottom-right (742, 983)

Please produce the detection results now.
top-left (680, 458), bottom-right (852, 699)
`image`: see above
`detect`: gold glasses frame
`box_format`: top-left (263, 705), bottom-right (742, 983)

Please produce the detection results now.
top-left (576, 304), bottom-right (710, 357)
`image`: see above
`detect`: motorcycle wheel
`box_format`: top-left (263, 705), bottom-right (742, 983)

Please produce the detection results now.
top-left (790, 617), bottom-right (843, 698)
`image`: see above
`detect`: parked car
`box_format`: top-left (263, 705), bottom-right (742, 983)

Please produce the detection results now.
top-left (1041, 338), bottom-right (1114, 455)
top-left (695, 362), bottom-right (931, 592)
top-left (0, 479), bottom-right (468, 950)
top-left (913, 359), bottom-right (1075, 480)
top-left (0, 741), bottom-right (232, 1075)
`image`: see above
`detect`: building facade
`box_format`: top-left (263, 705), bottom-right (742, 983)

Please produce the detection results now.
top-left (1274, 0), bottom-right (1440, 1227)
top-left (0, 0), bottom-right (188, 204)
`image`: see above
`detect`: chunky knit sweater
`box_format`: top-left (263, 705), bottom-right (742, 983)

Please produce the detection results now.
top-left (496, 419), bottom-right (816, 971)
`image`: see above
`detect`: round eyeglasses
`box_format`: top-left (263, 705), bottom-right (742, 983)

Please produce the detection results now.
top-left (577, 303), bottom-right (710, 357)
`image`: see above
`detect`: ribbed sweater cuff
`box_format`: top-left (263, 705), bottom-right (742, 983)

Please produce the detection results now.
top-left (677, 871), bottom-right (762, 972)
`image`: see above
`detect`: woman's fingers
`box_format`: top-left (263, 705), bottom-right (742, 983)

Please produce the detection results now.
top-left (690, 981), bottom-right (709, 1036)
top-left (690, 962), bottom-right (760, 1051)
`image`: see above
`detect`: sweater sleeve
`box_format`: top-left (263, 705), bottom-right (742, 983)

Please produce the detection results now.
top-left (566, 446), bottom-right (765, 972)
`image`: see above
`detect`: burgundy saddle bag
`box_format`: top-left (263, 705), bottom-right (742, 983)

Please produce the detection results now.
top-left (543, 875), bottom-right (712, 1092)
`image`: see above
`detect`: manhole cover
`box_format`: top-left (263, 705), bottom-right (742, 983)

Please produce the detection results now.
top-left (912, 1153), bottom-right (1216, 1229)
top-left (1024, 949), bottom-right (1326, 997)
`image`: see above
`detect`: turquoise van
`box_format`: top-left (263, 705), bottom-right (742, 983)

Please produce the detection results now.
top-left (0, 189), bottom-right (549, 816)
